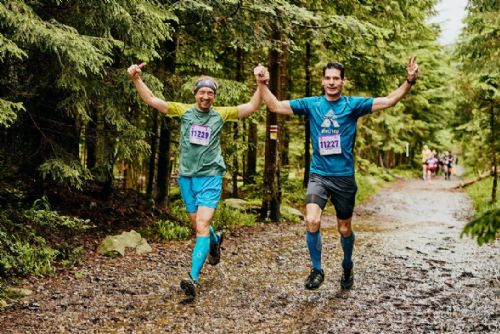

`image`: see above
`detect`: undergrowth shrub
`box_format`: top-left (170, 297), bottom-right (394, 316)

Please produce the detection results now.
top-left (0, 196), bottom-right (92, 283)
top-left (462, 177), bottom-right (499, 245)
top-left (212, 204), bottom-right (257, 230)
top-left (143, 220), bottom-right (191, 241)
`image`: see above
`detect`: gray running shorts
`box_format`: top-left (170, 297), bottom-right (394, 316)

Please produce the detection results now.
top-left (306, 173), bottom-right (357, 219)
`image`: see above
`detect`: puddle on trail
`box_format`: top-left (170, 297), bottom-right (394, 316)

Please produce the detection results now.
top-left (1, 178), bottom-right (498, 333)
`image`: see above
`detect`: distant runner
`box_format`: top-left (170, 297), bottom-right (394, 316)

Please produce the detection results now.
top-left (426, 154), bottom-right (439, 182)
top-left (442, 151), bottom-right (454, 180)
top-left (421, 145), bottom-right (432, 180)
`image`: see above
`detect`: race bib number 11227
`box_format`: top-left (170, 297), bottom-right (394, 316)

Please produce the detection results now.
top-left (319, 134), bottom-right (341, 155)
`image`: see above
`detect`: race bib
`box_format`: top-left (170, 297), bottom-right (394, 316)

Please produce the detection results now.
top-left (189, 124), bottom-right (211, 146)
top-left (319, 134), bottom-right (341, 155)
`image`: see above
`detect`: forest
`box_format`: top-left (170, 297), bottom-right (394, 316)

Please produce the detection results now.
top-left (0, 0), bottom-right (498, 297)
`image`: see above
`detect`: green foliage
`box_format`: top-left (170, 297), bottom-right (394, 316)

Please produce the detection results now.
top-left (281, 174), bottom-right (305, 207)
top-left (0, 196), bottom-right (91, 280)
top-left (145, 220), bottom-right (191, 241)
top-left (356, 173), bottom-right (387, 204)
top-left (462, 177), bottom-right (499, 245)
top-left (167, 199), bottom-right (191, 224)
top-left (280, 207), bottom-right (302, 224)
top-left (0, 0), bottom-right (120, 102)
top-left (39, 159), bottom-right (93, 190)
top-left (392, 165), bottom-right (421, 179)
top-left (212, 204), bottom-right (257, 230)
top-left (0, 0), bottom-right (488, 279)
top-left (461, 209), bottom-right (499, 246)
top-left (24, 196), bottom-right (92, 231)
top-left (0, 99), bottom-right (24, 127)
top-left (454, 0), bottom-right (499, 203)
top-left (0, 232), bottom-right (58, 277)
top-left (465, 177), bottom-right (499, 213)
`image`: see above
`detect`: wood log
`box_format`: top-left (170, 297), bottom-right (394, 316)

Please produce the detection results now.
top-left (456, 171), bottom-right (492, 188)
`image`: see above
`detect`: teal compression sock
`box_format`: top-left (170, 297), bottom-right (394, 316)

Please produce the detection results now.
top-left (209, 226), bottom-right (219, 245)
top-left (190, 236), bottom-right (210, 283)
top-left (340, 232), bottom-right (355, 269)
top-left (306, 231), bottom-right (322, 271)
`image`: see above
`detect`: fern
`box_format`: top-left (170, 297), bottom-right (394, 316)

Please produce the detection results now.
top-left (38, 159), bottom-right (93, 190)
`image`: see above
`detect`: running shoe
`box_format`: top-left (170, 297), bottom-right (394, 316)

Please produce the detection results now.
top-left (208, 231), bottom-right (224, 266)
top-left (180, 274), bottom-right (198, 297)
top-left (340, 265), bottom-right (354, 290)
top-left (304, 268), bottom-right (325, 290)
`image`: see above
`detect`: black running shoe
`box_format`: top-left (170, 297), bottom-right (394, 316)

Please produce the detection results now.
top-left (340, 266), bottom-right (354, 290)
top-left (180, 274), bottom-right (198, 297)
top-left (304, 268), bottom-right (325, 290)
top-left (208, 231), bottom-right (223, 266)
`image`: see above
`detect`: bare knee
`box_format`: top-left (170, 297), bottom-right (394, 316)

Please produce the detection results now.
top-left (337, 219), bottom-right (352, 237)
top-left (305, 215), bottom-right (321, 232)
top-left (195, 218), bottom-right (210, 236)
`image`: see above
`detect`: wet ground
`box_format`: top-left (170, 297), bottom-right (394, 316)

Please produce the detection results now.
top-left (1, 178), bottom-right (499, 333)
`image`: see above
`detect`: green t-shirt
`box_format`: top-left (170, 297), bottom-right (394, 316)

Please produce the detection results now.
top-left (166, 102), bottom-right (239, 176)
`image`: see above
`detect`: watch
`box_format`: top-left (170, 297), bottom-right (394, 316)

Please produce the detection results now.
top-left (406, 79), bottom-right (417, 85)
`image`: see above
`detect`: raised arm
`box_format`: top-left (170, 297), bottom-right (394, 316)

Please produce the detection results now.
top-left (371, 56), bottom-right (419, 113)
top-left (127, 64), bottom-right (168, 114)
top-left (236, 86), bottom-right (263, 119)
top-left (254, 65), bottom-right (294, 115)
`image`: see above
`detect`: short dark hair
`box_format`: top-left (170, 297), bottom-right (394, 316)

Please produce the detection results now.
top-left (323, 62), bottom-right (345, 79)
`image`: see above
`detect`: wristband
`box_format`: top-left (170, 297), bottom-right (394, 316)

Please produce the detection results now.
top-left (406, 79), bottom-right (417, 85)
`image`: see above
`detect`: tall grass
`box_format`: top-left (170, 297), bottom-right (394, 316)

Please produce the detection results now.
top-left (465, 177), bottom-right (499, 215)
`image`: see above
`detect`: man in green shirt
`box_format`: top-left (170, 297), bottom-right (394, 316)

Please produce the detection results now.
top-left (127, 64), bottom-right (267, 298)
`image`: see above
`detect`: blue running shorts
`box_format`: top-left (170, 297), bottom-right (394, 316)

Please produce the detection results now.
top-left (178, 175), bottom-right (223, 213)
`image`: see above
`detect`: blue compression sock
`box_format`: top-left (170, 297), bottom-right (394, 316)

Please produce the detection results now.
top-left (190, 236), bottom-right (210, 283)
top-left (340, 232), bottom-right (355, 269)
top-left (209, 226), bottom-right (219, 245)
top-left (306, 231), bottom-right (322, 271)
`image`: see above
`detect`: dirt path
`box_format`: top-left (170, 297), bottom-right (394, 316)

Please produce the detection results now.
top-left (1, 178), bottom-right (499, 333)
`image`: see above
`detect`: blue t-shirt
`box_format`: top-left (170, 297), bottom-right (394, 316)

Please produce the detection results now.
top-left (290, 95), bottom-right (373, 176)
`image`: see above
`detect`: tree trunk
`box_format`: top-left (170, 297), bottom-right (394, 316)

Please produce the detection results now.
top-left (96, 108), bottom-right (114, 198)
top-left (156, 117), bottom-right (171, 209)
top-left (245, 120), bottom-right (258, 184)
top-left (241, 118), bottom-right (247, 182)
top-left (261, 30), bottom-right (283, 222)
top-left (303, 41), bottom-right (312, 188)
top-left (490, 104), bottom-right (497, 203)
top-left (280, 43), bottom-right (289, 172)
top-left (232, 123), bottom-right (239, 197)
top-left (378, 151), bottom-right (385, 168)
top-left (146, 112), bottom-right (159, 198)
top-left (232, 47), bottom-right (244, 197)
top-left (85, 109), bottom-right (97, 169)
top-left (154, 33), bottom-right (177, 208)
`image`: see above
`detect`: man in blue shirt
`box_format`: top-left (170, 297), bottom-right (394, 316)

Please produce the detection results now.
top-left (255, 56), bottom-right (419, 290)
